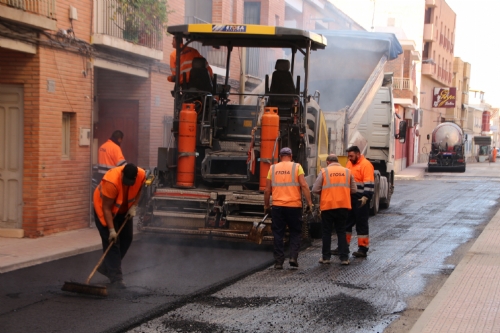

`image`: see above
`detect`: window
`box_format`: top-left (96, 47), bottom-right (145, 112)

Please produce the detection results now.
top-left (244, 2), bottom-right (262, 76)
top-left (275, 15), bottom-right (280, 27)
top-left (62, 113), bottom-right (72, 158)
top-left (244, 2), bottom-right (261, 24)
top-left (424, 8), bottom-right (433, 24)
top-left (185, 0), bottom-right (212, 23)
top-left (423, 42), bottom-right (429, 59)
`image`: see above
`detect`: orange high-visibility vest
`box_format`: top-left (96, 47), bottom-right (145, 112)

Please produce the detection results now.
top-left (320, 165), bottom-right (352, 210)
top-left (169, 47), bottom-right (213, 84)
top-left (270, 162), bottom-right (302, 208)
top-left (93, 165), bottom-right (146, 227)
top-left (346, 155), bottom-right (374, 198)
top-left (97, 140), bottom-right (126, 174)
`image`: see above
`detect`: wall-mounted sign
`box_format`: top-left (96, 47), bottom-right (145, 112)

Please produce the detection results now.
top-left (432, 87), bottom-right (456, 108)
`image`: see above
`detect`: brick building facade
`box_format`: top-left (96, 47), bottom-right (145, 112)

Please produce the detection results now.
top-left (0, 0), bottom-right (360, 237)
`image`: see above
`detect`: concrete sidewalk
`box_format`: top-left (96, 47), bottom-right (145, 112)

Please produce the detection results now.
top-left (0, 221), bottom-right (140, 274)
top-left (394, 162), bottom-right (427, 180)
top-left (410, 206), bottom-right (500, 333)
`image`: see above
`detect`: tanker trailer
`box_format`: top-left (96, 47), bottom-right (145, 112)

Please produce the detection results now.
top-left (427, 122), bottom-right (466, 172)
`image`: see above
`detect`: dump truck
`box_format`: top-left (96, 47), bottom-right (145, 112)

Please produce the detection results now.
top-left (308, 31), bottom-right (404, 215)
top-left (428, 122), bottom-right (466, 172)
top-left (138, 24), bottom-right (328, 242)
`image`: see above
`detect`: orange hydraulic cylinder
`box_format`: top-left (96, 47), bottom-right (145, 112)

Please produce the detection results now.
top-left (177, 103), bottom-right (197, 187)
top-left (260, 107), bottom-right (279, 190)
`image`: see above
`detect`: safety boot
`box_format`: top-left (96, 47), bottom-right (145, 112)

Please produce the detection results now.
top-left (353, 247), bottom-right (368, 258)
top-left (318, 258), bottom-right (331, 264)
top-left (274, 263), bottom-right (283, 270)
top-left (289, 258), bottom-right (299, 268)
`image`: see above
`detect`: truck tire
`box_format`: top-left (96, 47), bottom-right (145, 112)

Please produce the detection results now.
top-left (379, 175), bottom-right (392, 210)
top-left (370, 175), bottom-right (380, 216)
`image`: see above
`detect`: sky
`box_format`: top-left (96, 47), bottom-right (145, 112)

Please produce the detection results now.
top-left (446, 0), bottom-right (497, 106)
top-left (328, 0), bottom-right (499, 106)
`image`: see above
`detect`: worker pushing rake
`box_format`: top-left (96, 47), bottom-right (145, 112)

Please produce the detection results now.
top-left (62, 163), bottom-right (146, 296)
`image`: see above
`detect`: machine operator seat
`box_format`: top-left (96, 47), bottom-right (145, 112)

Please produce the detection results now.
top-left (187, 57), bottom-right (213, 93)
top-left (267, 59), bottom-right (296, 107)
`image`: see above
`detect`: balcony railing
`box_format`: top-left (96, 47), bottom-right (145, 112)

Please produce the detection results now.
top-left (393, 77), bottom-right (414, 92)
top-left (94, 0), bottom-right (162, 50)
top-left (0, 0), bottom-right (55, 19)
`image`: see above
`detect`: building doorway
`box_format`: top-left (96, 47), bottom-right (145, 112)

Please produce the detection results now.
top-left (95, 99), bottom-right (139, 165)
top-left (0, 84), bottom-right (24, 229)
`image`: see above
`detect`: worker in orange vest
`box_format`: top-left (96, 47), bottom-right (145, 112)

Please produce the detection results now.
top-left (93, 163), bottom-right (146, 288)
top-left (168, 36), bottom-right (213, 86)
top-left (312, 154), bottom-right (357, 265)
top-left (334, 145), bottom-right (375, 258)
top-left (97, 130), bottom-right (127, 181)
top-left (264, 147), bottom-right (313, 270)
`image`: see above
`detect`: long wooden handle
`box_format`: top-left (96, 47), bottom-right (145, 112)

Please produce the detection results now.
top-left (85, 215), bottom-right (131, 284)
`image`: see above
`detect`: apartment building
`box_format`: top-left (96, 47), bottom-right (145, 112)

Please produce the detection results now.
top-left (450, 57), bottom-right (473, 158)
top-left (375, 23), bottom-right (420, 171)
top-left (467, 89), bottom-right (495, 161)
top-left (0, 0), bottom-right (362, 237)
top-left (419, 0), bottom-right (456, 161)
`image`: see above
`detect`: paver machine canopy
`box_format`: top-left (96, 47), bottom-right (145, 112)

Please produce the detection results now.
top-left (139, 24), bottom-right (328, 242)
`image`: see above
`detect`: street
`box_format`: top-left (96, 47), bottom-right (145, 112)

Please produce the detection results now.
top-left (0, 162), bottom-right (499, 333)
top-left (129, 162), bottom-right (500, 333)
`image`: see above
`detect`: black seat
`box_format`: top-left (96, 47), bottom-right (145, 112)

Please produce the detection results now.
top-left (187, 57), bottom-right (213, 92)
top-left (268, 59), bottom-right (296, 107)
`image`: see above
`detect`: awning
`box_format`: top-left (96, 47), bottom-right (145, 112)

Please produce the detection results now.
top-left (473, 136), bottom-right (492, 145)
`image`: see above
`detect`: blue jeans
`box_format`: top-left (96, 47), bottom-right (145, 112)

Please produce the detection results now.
top-left (271, 206), bottom-right (303, 264)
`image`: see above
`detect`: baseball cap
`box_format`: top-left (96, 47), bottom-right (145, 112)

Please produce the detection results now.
top-left (280, 147), bottom-right (292, 156)
top-left (122, 163), bottom-right (138, 186)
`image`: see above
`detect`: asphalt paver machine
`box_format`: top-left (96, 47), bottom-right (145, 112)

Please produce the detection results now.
top-left (139, 24), bottom-right (328, 242)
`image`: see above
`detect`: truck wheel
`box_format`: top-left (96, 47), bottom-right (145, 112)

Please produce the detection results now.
top-left (370, 176), bottom-right (380, 216)
top-left (379, 191), bottom-right (391, 209)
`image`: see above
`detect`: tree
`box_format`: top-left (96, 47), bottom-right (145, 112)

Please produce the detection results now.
top-left (113, 0), bottom-right (170, 44)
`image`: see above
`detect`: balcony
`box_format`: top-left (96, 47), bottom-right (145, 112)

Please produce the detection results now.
top-left (422, 63), bottom-right (435, 76)
top-left (92, 0), bottom-right (163, 60)
top-left (393, 77), bottom-right (415, 92)
top-left (393, 78), bottom-right (416, 105)
top-left (0, 0), bottom-right (56, 31)
top-left (426, 0), bottom-right (437, 7)
top-left (423, 23), bottom-right (436, 42)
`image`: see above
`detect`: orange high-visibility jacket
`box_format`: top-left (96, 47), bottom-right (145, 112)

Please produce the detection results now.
top-left (270, 162), bottom-right (302, 208)
top-left (168, 47), bottom-right (213, 84)
top-left (97, 140), bottom-right (126, 174)
top-left (93, 165), bottom-right (146, 227)
top-left (346, 155), bottom-right (374, 200)
top-left (320, 165), bottom-right (352, 210)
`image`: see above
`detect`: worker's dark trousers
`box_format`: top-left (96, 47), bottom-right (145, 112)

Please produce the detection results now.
top-left (321, 208), bottom-right (349, 261)
top-left (346, 196), bottom-right (370, 251)
top-left (94, 211), bottom-right (134, 282)
top-left (271, 206), bottom-right (303, 265)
